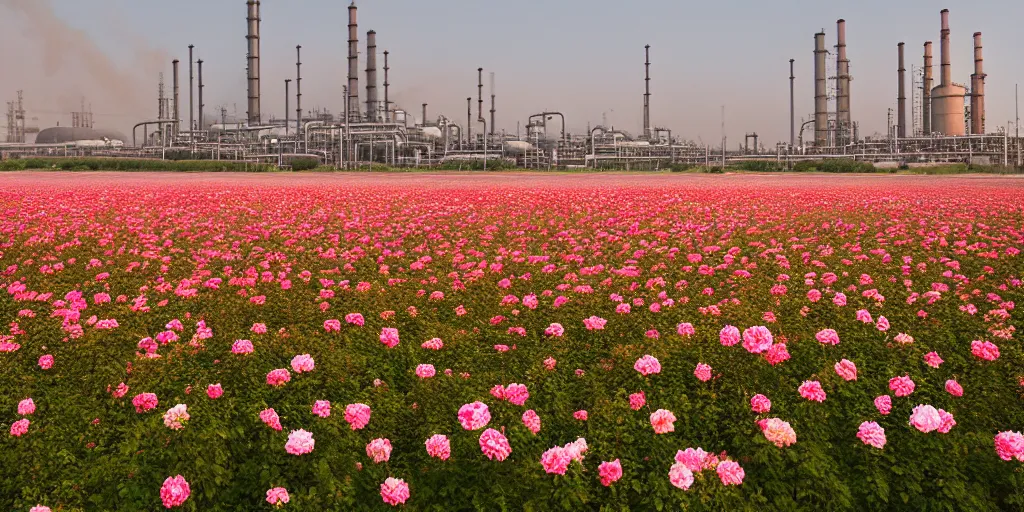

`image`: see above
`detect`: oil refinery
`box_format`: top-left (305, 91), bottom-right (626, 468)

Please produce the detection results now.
top-left (1, 3), bottom-right (1020, 169)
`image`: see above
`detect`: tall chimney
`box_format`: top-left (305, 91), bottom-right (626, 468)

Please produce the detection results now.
top-left (490, 72), bottom-right (495, 137)
top-left (477, 68), bottom-right (484, 123)
top-left (365, 31), bottom-right (378, 122)
top-left (940, 9), bottom-right (951, 86)
top-left (172, 59), bottom-right (180, 136)
top-left (422, 103), bottom-right (427, 126)
top-left (198, 58), bottom-right (204, 133)
top-left (923, 42), bottom-right (933, 134)
top-left (789, 59), bottom-right (795, 147)
top-left (971, 32), bottom-right (985, 134)
top-left (814, 32), bottom-right (827, 146)
top-left (246, 0), bottom-right (261, 125)
top-left (285, 79), bottom-right (291, 135)
top-left (897, 43), bottom-right (906, 138)
top-left (158, 73), bottom-right (165, 120)
top-left (383, 51), bottom-right (390, 122)
top-left (188, 45), bottom-right (194, 134)
top-left (931, 9), bottom-right (966, 137)
top-left (644, 44), bottom-right (651, 139)
top-left (347, 2), bottom-right (360, 122)
top-left (296, 45), bottom-right (302, 136)
top-left (466, 97), bottom-right (472, 145)
top-left (836, 19), bottom-right (851, 145)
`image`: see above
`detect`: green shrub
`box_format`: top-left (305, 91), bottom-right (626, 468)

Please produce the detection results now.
top-left (0, 157), bottom-right (275, 172)
top-left (289, 157), bottom-right (320, 171)
top-left (732, 161), bottom-right (784, 172)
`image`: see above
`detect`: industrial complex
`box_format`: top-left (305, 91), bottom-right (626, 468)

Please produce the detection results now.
top-left (1, 4), bottom-right (1021, 169)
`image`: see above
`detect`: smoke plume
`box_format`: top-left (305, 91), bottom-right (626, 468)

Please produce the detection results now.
top-left (0, 0), bottom-right (169, 138)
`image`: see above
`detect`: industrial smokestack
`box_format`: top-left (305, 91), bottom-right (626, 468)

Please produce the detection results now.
top-left (814, 32), bottom-right (827, 146)
top-left (931, 9), bottom-right (966, 136)
top-left (422, 103), bottom-right (427, 126)
top-left (836, 19), bottom-right (851, 145)
top-left (466, 97), bottom-right (472, 145)
top-left (188, 45), bottom-right (194, 134)
top-left (644, 44), bottom-right (651, 140)
top-left (347, 2), bottom-right (360, 122)
top-left (172, 59), bottom-right (180, 136)
top-left (789, 59), bottom-right (795, 147)
top-left (923, 42), bottom-right (933, 134)
top-left (198, 59), bottom-right (204, 132)
top-left (366, 30), bottom-right (378, 122)
top-left (477, 68), bottom-right (484, 123)
top-left (246, 0), bottom-right (261, 125)
top-left (940, 9), bottom-right (951, 86)
top-left (971, 32), bottom-right (985, 134)
top-left (296, 45), bottom-right (302, 136)
top-left (897, 43), bottom-right (906, 138)
top-left (490, 72), bottom-right (495, 137)
top-left (383, 51), bottom-right (390, 123)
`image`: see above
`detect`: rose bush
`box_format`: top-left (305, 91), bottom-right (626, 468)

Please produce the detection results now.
top-left (0, 174), bottom-right (1022, 511)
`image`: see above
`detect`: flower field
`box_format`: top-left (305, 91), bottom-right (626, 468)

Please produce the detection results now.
top-left (1, 172), bottom-right (1023, 511)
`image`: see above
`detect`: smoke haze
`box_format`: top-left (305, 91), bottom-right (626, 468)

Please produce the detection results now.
top-left (0, 0), bottom-right (168, 137)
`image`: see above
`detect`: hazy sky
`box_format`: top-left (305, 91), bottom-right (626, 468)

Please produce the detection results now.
top-left (2, 0), bottom-right (1022, 145)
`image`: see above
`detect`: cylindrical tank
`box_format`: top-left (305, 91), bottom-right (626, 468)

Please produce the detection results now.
top-left (617, 141), bottom-right (651, 147)
top-left (931, 84), bottom-right (967, 136)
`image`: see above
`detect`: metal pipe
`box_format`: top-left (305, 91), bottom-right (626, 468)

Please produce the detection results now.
top-left (789, 59), bottom-right (795, 147)
top-left (197, 59), bottom-right (204, 135)
top-left (898, 43), bottom-right (906, 139)
top-left (923, 42), bottom-right (933, 134)
top-left (814, 32), bottom-right (827, 146)
top-left (836, 19), bottom-right (850, 145)
top-left (246, 0), bottom-right (261, 125)
top-left (188, 44), bottom-right (194, 136)
top-left (971, 32), bottom-right (985, 134)
top-left (644, 44), bottom-right (651, 139)
top-left (285, 79), bottom-right (291, 136)
top-left (527, 112), bottom-right (567, 143)
top-left (172, 59), bottom-right (180, 139)
top-left (940, 9), bottom-right (951, 86)
top-left (383, 51), bottom-right (390, 123)
top-left (366, 30), bottom-right (378, 122)
top-left (467, 97), bottom-right (472, 146)
top-left (296, 45), bottom-right (302, 138)
top-left (347, 2), bottom-right (359, 122)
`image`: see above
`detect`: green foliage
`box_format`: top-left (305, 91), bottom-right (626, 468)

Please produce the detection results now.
top-left (288, 157), bottom-right (320, 171)
top-left (1, 180), bottom-right (1023, 511)
top-left (0, 157), bottom-right (275, 172)
top-left (435, 159), bottom-right (521, 171)
top-left (731, 161), bottom-right (784, 172)
top-left (791, 159), bottom-right (876, 173)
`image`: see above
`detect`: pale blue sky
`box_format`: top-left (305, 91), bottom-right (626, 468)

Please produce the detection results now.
top-left (2, 0), bottom-right (1021, 144)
